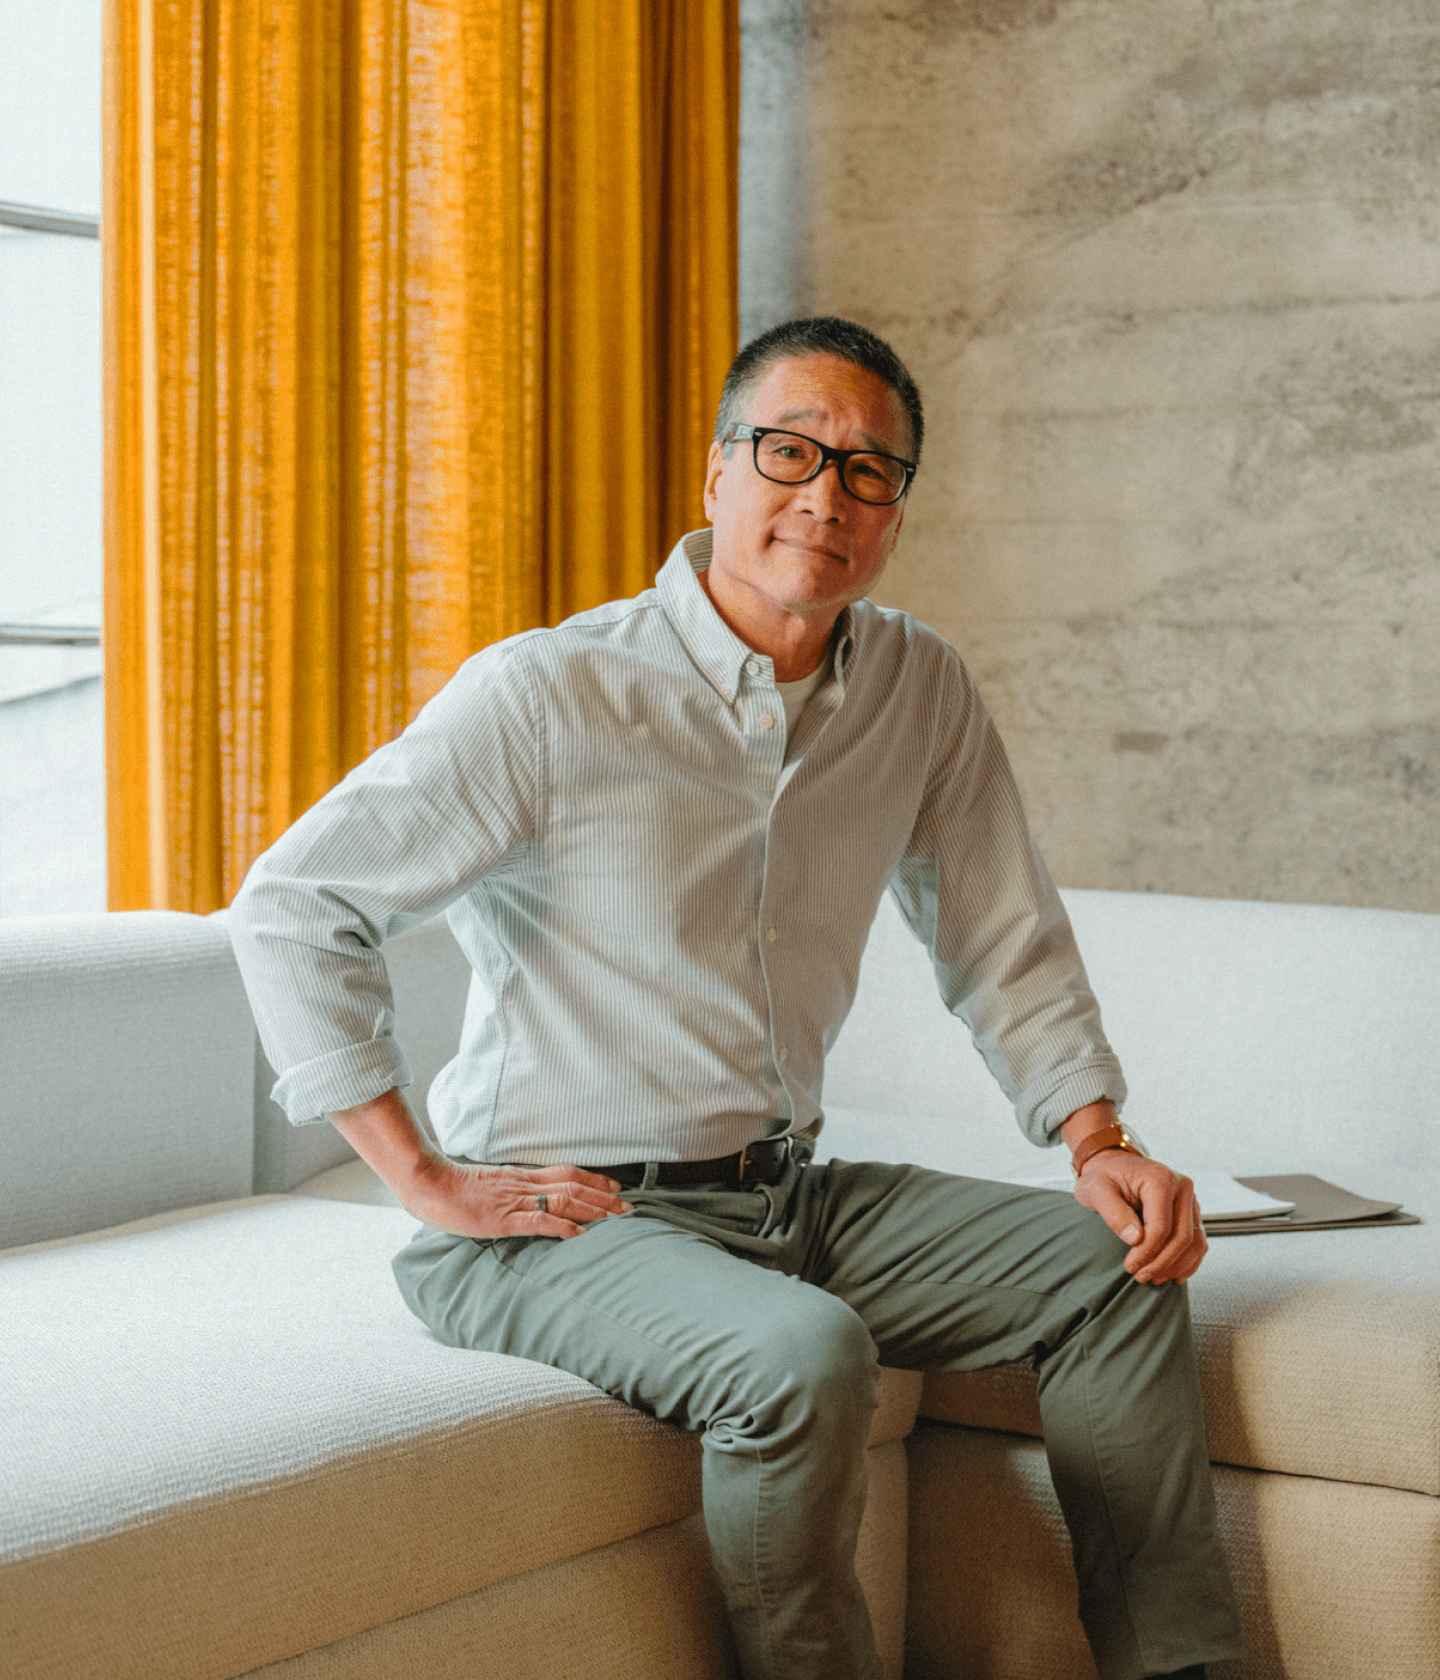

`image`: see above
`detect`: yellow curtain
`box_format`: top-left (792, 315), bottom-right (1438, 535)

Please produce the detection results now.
top-left (104, 0), bottom-right (739, 913)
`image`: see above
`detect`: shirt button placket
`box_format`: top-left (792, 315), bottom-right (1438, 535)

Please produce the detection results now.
top-left (740, 658), bottom-right (781, 768)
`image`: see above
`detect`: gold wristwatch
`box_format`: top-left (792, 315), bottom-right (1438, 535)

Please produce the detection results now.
top-left (1070, 1122), bottom-right (1145, 1178)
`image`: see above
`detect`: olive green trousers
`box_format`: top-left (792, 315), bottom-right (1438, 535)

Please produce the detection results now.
top-left (392, 1149), bottom-right (1242, 1680)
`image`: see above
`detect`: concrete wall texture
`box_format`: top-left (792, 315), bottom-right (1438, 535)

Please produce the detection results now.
top-left (740, 0), bottom-right (1440, 912)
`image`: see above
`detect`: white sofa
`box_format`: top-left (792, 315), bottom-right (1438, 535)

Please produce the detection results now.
top-left (3, 889), bottom-right (1439, 1679)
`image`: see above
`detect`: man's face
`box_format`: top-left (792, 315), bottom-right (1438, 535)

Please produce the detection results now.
top-left (702, 354), bottom-right (910, 633)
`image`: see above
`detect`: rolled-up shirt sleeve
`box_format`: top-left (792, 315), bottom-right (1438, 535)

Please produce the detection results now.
top-left (229, 641), bottom-right (540, 1124)
top-left (888, 647), bottom-right (1126, 1147)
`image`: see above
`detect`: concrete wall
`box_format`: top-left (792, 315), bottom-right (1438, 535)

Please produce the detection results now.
top-left (741, 0), bottom-right (1440, 912)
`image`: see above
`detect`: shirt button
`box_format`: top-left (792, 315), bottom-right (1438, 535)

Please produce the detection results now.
top-left (760, 714), bottom-right (776, 729)
top-left (745, 659), bottom-right (761, 675)
top-left (778, 1046), bottom-right (789, 1063)
top-left (766, 926), bottom-right (778, 942)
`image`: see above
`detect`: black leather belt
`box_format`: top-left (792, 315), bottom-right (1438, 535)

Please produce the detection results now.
top-left (584, 1138), bottom-right (792, 1190)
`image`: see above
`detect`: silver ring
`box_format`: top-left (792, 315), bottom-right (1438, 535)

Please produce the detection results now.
top-left (535, 1193), bottom-right (548, 1214)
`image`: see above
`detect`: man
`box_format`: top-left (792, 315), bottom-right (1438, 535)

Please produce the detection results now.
top-left (231, 317), bottom-right (1242, 1680)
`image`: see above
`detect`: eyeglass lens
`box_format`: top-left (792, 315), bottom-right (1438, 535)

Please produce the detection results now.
top-left (753, 431), bottom-right (907, 505)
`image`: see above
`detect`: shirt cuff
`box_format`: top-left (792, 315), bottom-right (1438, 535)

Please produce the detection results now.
top-left (1024, 1064), bottom-right (1129, 1149)
top-left (270, 1038), bottom-right (415, 1127)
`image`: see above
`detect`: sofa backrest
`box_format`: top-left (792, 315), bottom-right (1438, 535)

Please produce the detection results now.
top-left (9, 887), bottom-right (1434, 1246)
top-left (1062, 889), bottom-right (1440, 1177)
top-left (825, 888), bottom-right (1440, 1180)
top-left (0, 912), bottom-right (256, 1249)
top-left (1, 908), bottom-right (474, 1247)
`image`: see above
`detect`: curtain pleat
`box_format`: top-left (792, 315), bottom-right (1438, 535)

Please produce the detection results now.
top-left (104, 0), bottom-right (739, 912)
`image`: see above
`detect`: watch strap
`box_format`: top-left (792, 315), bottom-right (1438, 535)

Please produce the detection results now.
top-left (1070, 1122), bottom-right (1145, 1178)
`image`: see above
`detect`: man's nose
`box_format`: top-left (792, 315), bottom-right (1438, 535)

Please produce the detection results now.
top-left (793, 458), bottom-right (848, 518)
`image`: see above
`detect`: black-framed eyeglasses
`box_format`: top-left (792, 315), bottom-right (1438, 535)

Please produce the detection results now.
top-left (726, 424), bottom-right (916, 507)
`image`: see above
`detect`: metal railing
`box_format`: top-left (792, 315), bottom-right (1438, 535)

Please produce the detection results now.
top-left (0, 200), bottom-right (100, 239)
top-left (0, 624), bottom-right (102, 647)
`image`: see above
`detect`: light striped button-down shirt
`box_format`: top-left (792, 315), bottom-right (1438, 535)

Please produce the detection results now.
top-left (230, 529), bottom-right (1124, 1164)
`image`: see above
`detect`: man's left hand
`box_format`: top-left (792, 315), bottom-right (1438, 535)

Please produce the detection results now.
top-left (1072, 1149), bottom-right (1208, 1284)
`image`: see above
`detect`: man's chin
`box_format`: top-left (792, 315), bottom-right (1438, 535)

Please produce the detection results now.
top-left (772, 587), bottom-right (858, 622)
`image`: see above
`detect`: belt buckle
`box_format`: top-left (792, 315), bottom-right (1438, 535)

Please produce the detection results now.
top-left (737, 1138), bottom-right (785, 1183)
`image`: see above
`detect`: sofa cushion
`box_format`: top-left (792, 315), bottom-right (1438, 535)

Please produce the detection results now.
top-left (919, 1171), bottom-right (1440, 1498)
top-left (0, 912), bottom-right (256, 1249)
top-left (2, 1191), bottom-right (922, 1680)
top-left (0, 1196), bottom-right (704, 1680)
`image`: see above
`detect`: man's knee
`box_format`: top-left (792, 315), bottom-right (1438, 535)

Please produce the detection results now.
top-left (1039, 1200), bottom-right (1198, 1353)
top-left (724, 1287), bottom-right (879, 1442)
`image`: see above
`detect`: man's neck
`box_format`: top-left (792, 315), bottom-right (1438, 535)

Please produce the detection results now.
top-left (697, 569), bottom-right (838, 681)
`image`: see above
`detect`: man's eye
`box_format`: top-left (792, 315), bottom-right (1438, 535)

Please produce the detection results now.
top-left (851, 459), bottom-right (885, 479)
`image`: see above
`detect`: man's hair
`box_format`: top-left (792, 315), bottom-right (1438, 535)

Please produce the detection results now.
top-left (713, 316), bottom-right (924, 465)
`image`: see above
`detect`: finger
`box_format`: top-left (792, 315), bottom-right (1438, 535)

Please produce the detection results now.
top-left (1075, 1175), bottom-right (1145, 1247)
top-left (516, 1180), bottom-right (631, 1218)
top-left (489, 1167), bottom-right (632, 1218)
top-left (552, 1181), bottom-right (634, 1221)
top-left (1124, 1172), bottom-right (1188, 1273)
top-left (520, 1165), bottom-right (634, 1217)
top-left (527, 1164), bottom-right (629, 1194)
top-left (1140, 1228), bottom-right (1205, 1284)
top-left (1138, 1195), bottom-right (1208, 1284)
top-left (510, 1216), bottom-right (591, 1243)
top-left (1132, 1183), bottom-right (1200, 1281)
top-left (506, 1182), bottom-right (632, 1233)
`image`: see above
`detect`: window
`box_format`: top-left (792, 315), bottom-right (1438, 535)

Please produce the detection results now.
top-left (0, 0), bottom-right (105, 914)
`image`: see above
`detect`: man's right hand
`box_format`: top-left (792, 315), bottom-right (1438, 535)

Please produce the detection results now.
top-left (328, 1088), bottom-right (633, 1240)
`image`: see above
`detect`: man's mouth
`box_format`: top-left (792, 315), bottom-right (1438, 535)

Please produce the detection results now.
top-left (778, 538), bottom-right (846, 561)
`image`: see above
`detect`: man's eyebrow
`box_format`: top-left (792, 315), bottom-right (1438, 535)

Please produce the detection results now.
top-left (772, 408), bottom-right (898, 454)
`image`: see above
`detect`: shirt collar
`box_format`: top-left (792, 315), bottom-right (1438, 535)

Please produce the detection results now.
top-left (659, 529), bottom-right (858, 702)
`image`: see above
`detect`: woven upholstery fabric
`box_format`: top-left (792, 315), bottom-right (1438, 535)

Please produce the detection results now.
top-left (239, 1514), bottom-right (740, 1680)
top-left (906, 1425), bottom-right (1440, 1680)
top-left (0, 911), bottom-right (255, 1248)
top-left (1, 1198), bottom-right (700, 1680)
top-left (240, 1447), bottom-right (910, 1680)
top-left (919, 1171), bottom-right (1440, 1497)
top-left (2, 1194), bottom-right (920, 1680)
top-left (291, 1158), bottom-right (406, 1206)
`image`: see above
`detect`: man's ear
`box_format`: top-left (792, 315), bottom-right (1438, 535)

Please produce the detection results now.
top-left (702, 440), bottom-right (725, 520)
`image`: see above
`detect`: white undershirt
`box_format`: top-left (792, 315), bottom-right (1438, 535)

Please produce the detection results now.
top-left (776, 658), bottom-right (829, 738)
